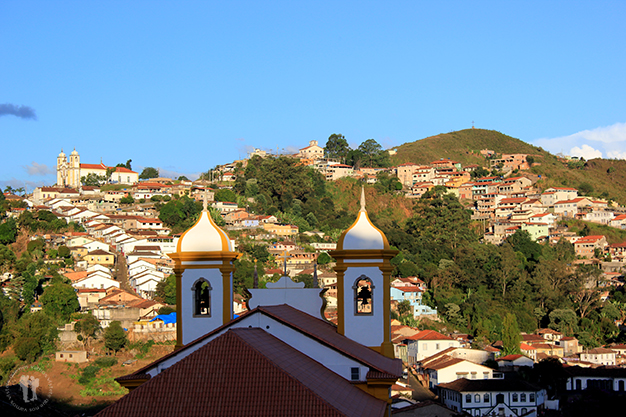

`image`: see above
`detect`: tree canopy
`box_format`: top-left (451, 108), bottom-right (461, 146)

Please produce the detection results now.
top-left (139, 167), bottom-right (159, 179)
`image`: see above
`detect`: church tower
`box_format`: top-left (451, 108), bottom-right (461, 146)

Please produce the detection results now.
top-left (68, 148), bottom-right (80, 188)
top-left (56, 150), bottom-right (68, 186)
top-left (330, 187), bottom-right (398, 359)
top-left (167, 201), bottom-right (239, 348)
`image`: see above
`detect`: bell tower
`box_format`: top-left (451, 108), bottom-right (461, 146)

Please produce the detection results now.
top-left (168, 199), bottom-right (239, 348)
top-left (56, 150), bottom-right (68, 186)
top-left (329, 187), bottom-right (398, 358)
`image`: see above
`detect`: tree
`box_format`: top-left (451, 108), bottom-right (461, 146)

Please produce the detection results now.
top-left (526, 155), bottom-right (535, 165)
top-left (324, 134), bottom-right (350, 161)
top-left (103, 321), bottom-right (127, 354)
top-left (155, 274), bottom-right (177, 305)
top-left (74, 313), bottom-right (101, 349)
top-left (0, 218), bottom-right (18, 245)
top-left (317, 252), bottom-right (333, 265)
top-left (40, 280), bottom-right (80, 322)
top-left (294, 273), bottom-right (316, 288)
top-left (116, 159), bottom-right (132, 170)
top-left (81, 173), bottom-right (107, 186)
top-left (139, 167), bottom-right (159, 179)
top-left (178, 175), bottom-right (189, 181)
top-left (0, 244), bottom-right (16, 273)
top-left (215, 189), bottom-right (237, 203)
top-left (397, 300), bottom-right (412, 319)
top-left (357, 139), bottom-right (389, 168)
top-left (120, 195), bottom-right (134, 204)
top-left (548, 309), bottom-right (579, 335)
top-left (502, 313), bottom-right (522, 355)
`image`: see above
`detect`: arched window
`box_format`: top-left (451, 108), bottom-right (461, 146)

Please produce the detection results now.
top-left (465, 394), bottom-right (471, 403)
top-left (512, 393), bottom-right (518, 402)
top-left (484, 393), bottom-right (489, 403)
top-left (193, 279), bottom-right (212, 317)
top-left (475, 394), bottom-right (480, 403)
top-left (353, 275), bottom-right (374, 315)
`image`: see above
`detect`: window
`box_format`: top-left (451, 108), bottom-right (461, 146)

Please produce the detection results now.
top-left (466, 394), bottom-right (471, 403)
top-left (350, 367), bottom-right (360, 381)
top-left (512, 393), bottom-right (518, 402)
top-left (193, 279), bottom-right (212, 317)
top-left (529, 393), bottom-right (535, 402)
top-left (520, 393), bottom-right (526, 402)
top-left (354, 276), bottom-right (374, 315)
top-left (475, 394), bottom-right (480, 403)
top-left (436, 343), bottom-right (440, 350)
top-left (484, 393), bottom-right (489, 403)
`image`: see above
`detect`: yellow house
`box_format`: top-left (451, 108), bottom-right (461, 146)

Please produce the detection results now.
top-left (263, 223), bottom-right (299, 236)
top-left (82, 249), bottom-right (115, 266)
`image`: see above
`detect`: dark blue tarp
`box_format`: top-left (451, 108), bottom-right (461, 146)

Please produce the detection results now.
top-left (150, 312), bottom-right (176, 324)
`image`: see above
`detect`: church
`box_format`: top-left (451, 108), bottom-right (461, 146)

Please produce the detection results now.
top-left (56, 149), bottom-right (138, 188)
top-left (97, 189), bottom-right (402, 416)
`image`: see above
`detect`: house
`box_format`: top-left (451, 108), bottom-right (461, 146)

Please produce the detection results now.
top-left (404, 330), bottom-right (461, 364)
top-left (579, 347), bottom-right (616, 366)
top-left (55, 350), bottom-right (88, 363)
top-left (565, 366), bottom-right (626, 392)
top-left (390, 286), bottom-right (437, 318)
top-left (324, 164), bottom-right (354, 181)
top-left (97, 189), bottom-right (402, 416)
top-left (521, 222), bottom-right (550, 241)
top-left (82, 249), bottom-right (115, 267)
top-left (580, 209), bottom-right (614, 225)
top-left (541, 187), bottom-right (578, 206)
top-left (553, 198), bottom-right (592, 218)
top-left (574, 235), bottom-right (608, 258)
top-left (496, 354), bottom-right (535, 369)
top-left (297, 140), bottom-right (324, 160)
top-left (396, 163), bottom-right (421, 186)
top-left (438, 378), bottom-right (546, 417)
top-left (419, 353), bottom-right (497, 389)
top-left (72, 274), bottom-right (119, 291)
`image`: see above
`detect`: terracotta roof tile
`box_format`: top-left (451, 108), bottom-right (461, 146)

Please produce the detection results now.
top-left (100, 328), bottom-right (387, 417)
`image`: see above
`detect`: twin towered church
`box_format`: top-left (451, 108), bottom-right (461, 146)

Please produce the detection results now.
top-left (98, 189), bottom-right (402, 417)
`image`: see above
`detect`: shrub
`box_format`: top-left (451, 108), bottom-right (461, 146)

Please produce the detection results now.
top-left (94, 357), bottom-right (118, 368)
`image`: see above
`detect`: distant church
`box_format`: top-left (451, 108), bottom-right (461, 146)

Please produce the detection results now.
top-left (98, 189), bottom-right (402, 417)
top-left (56, 149), bottom-right (138, 188)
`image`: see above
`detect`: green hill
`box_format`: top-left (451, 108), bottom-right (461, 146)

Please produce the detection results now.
top-left (390, 128), bottom-right (544, 167)
top-left (391, 128), bottom-right (626, 205)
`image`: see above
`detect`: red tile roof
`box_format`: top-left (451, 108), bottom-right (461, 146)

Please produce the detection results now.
top-left (99, 328), bottom-right (387, 417)
top-left (407, 329), bottom-right (452, 341)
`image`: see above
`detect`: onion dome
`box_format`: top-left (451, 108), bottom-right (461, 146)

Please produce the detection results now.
top-left (336, 187), bottom-right (390, 251)
top-left (58, 149), bottom-right (66, 158)
top-left (175, 202), bottom-right (233, 253)
top-left (70, 148), bottom-right (78, 156)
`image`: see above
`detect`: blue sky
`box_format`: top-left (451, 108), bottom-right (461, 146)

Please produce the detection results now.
top-left (2, 1), bottom-right (625, 191)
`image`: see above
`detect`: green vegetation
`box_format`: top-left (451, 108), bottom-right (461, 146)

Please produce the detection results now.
top-left (139, 167), bottom-right (159, 179)
top-left (103, 321), bottom-right (128, 354)
top-left (377, 189), bottom-right (623, 348)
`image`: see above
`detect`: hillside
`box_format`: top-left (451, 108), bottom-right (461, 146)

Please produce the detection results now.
top-left (390, 128), bottom-right (545, 167)
top-left (391, 128), bottom-right (626, 205)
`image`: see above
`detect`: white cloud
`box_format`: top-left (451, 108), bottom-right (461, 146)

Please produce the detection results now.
top-left (533, 122), bottom-right (626, 160)
top-left (569, 144), bottom-right (603, 159)
top-left (606, 150), bottom-right (626, 160)
top-left (573, 122), bottom-right (626, 144)
top-left (24, 161), bottom-right (54, 176)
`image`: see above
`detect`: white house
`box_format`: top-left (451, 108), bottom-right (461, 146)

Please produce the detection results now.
top-left (404, 330), bottom-right (461, 364)
top-left (565, 366), bottom-right (626, 392)
top-left (72, 274), bottom-right (119, 290)
top-left (438, 378), bottom-right (546, 417)
top-left (421, 355), bottom-right (497, 389)
top-left (579, 347), bottom-right (616, 366)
